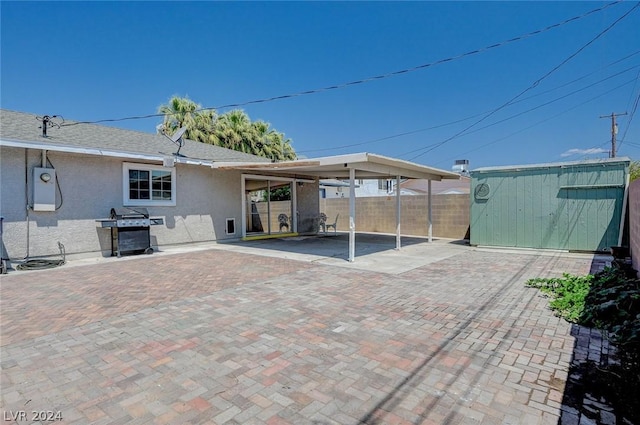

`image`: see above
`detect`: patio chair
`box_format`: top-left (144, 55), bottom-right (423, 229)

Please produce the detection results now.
top-left (319, 213), bottom-right (338, 234)
top-left (325, 214), bottom-right (339, 233)
top-left (318, 213), bottom-right (327, 233)
top-left (278, 213), bottom-right (289, 232)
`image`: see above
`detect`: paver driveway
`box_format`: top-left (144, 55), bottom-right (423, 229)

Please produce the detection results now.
top-left (0, 242), bottom-right (596, 424)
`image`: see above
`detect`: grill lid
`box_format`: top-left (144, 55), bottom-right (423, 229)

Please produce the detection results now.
top-left (110, 207), bottom-right (149, 220)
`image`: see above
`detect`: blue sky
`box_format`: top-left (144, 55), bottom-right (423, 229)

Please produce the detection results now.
top-left (1, 1), bottom-right (639, 170)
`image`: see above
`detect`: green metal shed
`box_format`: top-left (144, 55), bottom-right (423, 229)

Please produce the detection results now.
top-left (470, 157), bottom-right (630, 252)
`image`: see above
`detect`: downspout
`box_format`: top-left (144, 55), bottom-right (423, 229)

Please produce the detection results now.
top-left (24, 149), bottom-right (31, 259)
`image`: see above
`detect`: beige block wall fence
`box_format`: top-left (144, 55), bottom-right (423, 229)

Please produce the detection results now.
top-left (253, 194), bottom-right (470, 239)
top-left (629, 179), bottom-right (640, 277)
top-left (319, 194), bottom-right (470, 239)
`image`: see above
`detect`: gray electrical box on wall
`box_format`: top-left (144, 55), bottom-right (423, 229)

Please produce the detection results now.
top-left (33, 167), bottom-right (56, 211)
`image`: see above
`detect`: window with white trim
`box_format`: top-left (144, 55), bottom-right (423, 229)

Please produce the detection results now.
top-left (123, 163), bottom-right (176, 206)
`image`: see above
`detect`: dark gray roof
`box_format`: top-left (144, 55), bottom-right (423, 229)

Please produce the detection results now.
top-left (0, 109), bottom-right (271, 163)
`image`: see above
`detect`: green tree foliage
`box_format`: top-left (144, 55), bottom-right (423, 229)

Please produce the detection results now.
top-left (158, 97), bottom-right (296, 161)
top-left (158, 96), bottom-right (218, 145)
top-left (630, 160), bottom-right (639, 182)
top-left (262, 186), bottom-right (291, 202)
top-left (250, 119), bottom-right (296, 161)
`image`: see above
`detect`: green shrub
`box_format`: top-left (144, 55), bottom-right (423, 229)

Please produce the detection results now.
top-left (526, 266), bottom-right (640, 349)
top-left (525, 273), bottom-right (593, 323)
top-left (527, 264), bottom-right (640, 424)
top-left (581, 265), bottom-right (640, 350)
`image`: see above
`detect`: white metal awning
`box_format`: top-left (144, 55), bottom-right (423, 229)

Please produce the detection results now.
top-left (213, 152), bottom-right (459, 181)
top-left (215, 153), bottom-right (460, 262)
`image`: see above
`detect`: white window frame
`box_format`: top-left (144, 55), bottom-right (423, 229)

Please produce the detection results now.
top-left (123, 162), bottom-right (176, 207)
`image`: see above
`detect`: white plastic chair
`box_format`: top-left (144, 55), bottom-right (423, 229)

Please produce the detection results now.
top-left (326, 214), bottom-right (338, 233)
top-left (320, 213), bottom-right (338, 234)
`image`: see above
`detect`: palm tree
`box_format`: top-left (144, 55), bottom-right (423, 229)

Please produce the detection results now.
top-left (157, 97), bottom-right (297, 160)
top-left (157, 96), bottom-right (218, 145)
top-left (251, 120), bottom-right (296, 161)
top-left (213, 109), bottom-right (254, 153)
top-left (251, 120), bottom-right (275, 159)
top-left (631, 160), bottom-right (639, 181)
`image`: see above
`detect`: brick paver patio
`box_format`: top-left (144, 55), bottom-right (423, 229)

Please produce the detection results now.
top-left (0, 244), bottom-right (595, 424)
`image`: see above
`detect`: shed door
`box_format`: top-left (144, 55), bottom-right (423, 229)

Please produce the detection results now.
top-left (561, 187), bottom-right (622, 251)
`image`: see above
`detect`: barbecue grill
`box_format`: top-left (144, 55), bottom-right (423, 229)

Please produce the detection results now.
top-left (96, 207), bottom-right (164, 257)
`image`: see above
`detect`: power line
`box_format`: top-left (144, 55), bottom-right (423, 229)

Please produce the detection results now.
top-left (458, 75), bottom-right (638, 140)
top-left (432, 79), bottom-right (637, 167)
top-left (299, 61), bottom-right (640, 155)
top-left (406, 1), bottom-right (640, 162)
top-left (506, 50), bottom-right (640, 104)
top-left (61, 1), bottom-right (623, 128)
top-left (618, 90), bottom-right (640, 150)
top-left (298, 115), bottom-right (481, 154)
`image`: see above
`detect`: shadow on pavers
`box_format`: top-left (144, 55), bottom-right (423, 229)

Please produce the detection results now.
top-left (226, 232), bottom-right (468, 261)
top-left (353, 254), bottom-right (542, 424)
top-left (557, 257), bottom-right (640, 425)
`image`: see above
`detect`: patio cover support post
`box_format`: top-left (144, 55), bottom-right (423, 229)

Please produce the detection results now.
top-left (428, 179), bottom-right (433, 242)
top-left (267, 180), bottom-right (272, 234)
top-left (396, 175), bottom-right (401, 250)
top-left (349, 167), bottom-right (356, 262)
top-left (241, 177), bottom-right (247, 238)
top-left (292, 180), bottom-right (298, 233)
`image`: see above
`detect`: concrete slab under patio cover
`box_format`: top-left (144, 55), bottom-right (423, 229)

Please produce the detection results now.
top-left (218, 234), bottom-right (471, 275)
top-left (0, 236), bottom-right (607, 424)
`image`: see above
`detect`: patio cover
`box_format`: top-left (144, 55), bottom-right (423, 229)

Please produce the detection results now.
top-left (214, 153), bottom-right (461, 262)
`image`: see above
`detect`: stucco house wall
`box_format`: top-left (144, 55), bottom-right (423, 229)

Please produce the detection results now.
top-left (296, 181), bottom-right (321, 233)
top-left (0, 146), bottom-right (245, 258)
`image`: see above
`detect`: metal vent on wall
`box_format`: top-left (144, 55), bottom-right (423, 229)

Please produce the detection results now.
top-left (474, 183), bottom-right (491, 200)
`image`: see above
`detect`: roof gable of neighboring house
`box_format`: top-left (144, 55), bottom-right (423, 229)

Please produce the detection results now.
top-left (0, 109), bottom-right (271, 164)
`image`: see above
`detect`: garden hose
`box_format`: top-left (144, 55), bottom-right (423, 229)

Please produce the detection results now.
top-left (16, 242), bottom-right (66, 271)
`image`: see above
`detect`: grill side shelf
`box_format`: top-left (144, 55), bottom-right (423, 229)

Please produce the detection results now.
top-left (96, 219), bottom-right (117, 228)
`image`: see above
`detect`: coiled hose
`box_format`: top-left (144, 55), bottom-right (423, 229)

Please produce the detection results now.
top-left (16, 242), bottom-right (66, 271)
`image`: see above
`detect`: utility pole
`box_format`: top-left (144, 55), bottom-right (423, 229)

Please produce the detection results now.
top-left (599, 112), bottom-right (627, 158)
